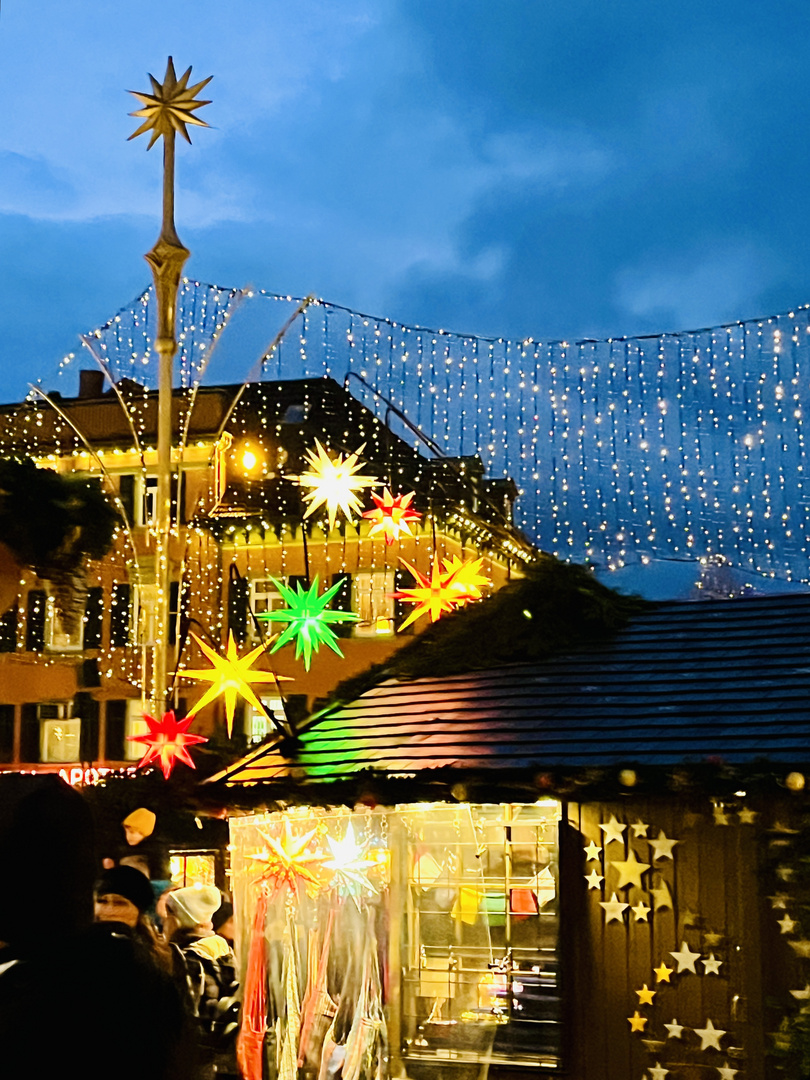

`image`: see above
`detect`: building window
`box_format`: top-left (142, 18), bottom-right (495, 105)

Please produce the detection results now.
top-left (124, 700), bottom-right (150, 761)
top-left (44, 595), bottom-right (84, 653)
top-left (39, 702), bottom-right (81, 763)
top-left (169, 850), bottom-right (217, 888)
top-left (245, 696), bottom-right (286, 743)
top-left (247, 578), bottom-right (283, 643)
top-left (353, 570), bottom-right (395, 636)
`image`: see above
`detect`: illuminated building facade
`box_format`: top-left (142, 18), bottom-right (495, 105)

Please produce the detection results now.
top-left (0, 372), bottom-right (535, 774)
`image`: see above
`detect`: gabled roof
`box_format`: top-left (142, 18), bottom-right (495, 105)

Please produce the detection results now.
top-left (214, 593), bottom-right (810, 789)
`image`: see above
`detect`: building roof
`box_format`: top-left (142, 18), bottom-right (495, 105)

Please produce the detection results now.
top-left (214, 593), bottom-right (810, 789)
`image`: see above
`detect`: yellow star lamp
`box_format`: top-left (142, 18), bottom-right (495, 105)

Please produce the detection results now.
top-left (287, 439), bottom-right (378, 530)
top-left (394, 556), bottom-right (464, 630)
top-left (182, 632), bottom-right (292, 737)
top-left (249, 820), bottom-right (324, 900)
top-left (441, 555), bottom-right (490, 603)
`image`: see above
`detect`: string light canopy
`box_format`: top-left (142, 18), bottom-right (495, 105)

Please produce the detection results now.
top-left (128, 709), bottom-right (208, 779)
top-left (287, 439), bottom-right (378, 530)
top-left (257, 576), bottom-right (359, 670)
top-left (182, 631), bottom-right (293, 737)
top-left (362, 488), bottom-right (421, 544)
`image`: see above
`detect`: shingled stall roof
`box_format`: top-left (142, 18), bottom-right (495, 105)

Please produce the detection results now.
top-left (211, 591), bottom-right (810, 802)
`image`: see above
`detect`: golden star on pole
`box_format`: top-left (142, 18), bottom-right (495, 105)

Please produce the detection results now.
top-left (287, 439), bottom-right (378, 530)
top-left (128, 57), bottom-right (212, 149)
top-left (182, 631), bottom-right (292, 737)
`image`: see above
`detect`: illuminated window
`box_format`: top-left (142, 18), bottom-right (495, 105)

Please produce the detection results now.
top-left (245, 696), bottom-right (286, 744)
top-left (123, 699), bottom-right (150, 761)
top-left (353, 570), bottom-right (395, 636)
top-left (44, 595), bottom-right (84, 653)
top-left (39, 702), bottom-right (80, 763)
top-left (247, 578), bottom-right (283, 643)
top-left (169, 850), bottom-right (217, 888)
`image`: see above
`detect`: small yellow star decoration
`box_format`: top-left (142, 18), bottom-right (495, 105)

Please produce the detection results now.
top-left (183, 631), bottom-right (292, 737)
top-left (128, 57), bottom-right (212, 149)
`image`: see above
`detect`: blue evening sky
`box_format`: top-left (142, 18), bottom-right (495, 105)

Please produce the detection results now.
top-left (2, 1), bottom-right (810, 403)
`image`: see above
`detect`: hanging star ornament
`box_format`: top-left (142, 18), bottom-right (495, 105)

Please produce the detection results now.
top-left (128, 709), bottom-right (208, 779)
top-left (322, 823), bottom-right (378, 906)
top-left (694, 1018), bottom-right (726, 1051)
top-left (670, 941), bottom-right (702, 974)
top-left (257, 576), bottom-right (359, 670)
top-left (362, 489), bottom-right (421, 544)
top-left (288, 439), bottom-right (377, 530)
top-left (599, 815), bottom-right (626, 845)
top-left (249, 820), bottom-right (324, 900)
top-left (128, 57), bottom-right (212, 149)
top-left (610, 849), bottom-right (651, 889)
top-left (394, 556), bottom-right (463, 629)
top-left (182, 632), bottom-right (293, 737)
top-left (440, 555), bottom-right (490, 604)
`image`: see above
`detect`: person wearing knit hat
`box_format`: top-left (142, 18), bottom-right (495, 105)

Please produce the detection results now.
top-left (167, 884), bottom-right (222, 930)
top-left (95, 865), bottom-right (156, 927)
top-left (122, 807), bottom-right (156, 846)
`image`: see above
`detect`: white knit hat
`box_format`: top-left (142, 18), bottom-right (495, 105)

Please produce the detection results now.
top-left (168, 884), bottom-right (222, 928)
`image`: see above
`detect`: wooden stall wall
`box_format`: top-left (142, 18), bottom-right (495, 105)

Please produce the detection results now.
top-left (565, 798), bottom-right (763, 1080)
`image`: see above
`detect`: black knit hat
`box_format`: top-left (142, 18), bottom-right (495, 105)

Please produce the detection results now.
top-left (212, 900), bottom-right (233, 933)
top-left (96, 866), bottom-right (154, 913)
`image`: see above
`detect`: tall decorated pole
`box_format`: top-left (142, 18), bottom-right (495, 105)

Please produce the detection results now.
top-left (128, 58), bottom-right (212, 710)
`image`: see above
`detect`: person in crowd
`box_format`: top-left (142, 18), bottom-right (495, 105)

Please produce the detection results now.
top-left (0, 775), bottom-right (195, 1080)
top-left (212, 897), bottom-right (235, 947)
top-left (95, 864), bottom-right (172, 972)
top-left (166, 884), bottom-right (240, 1079)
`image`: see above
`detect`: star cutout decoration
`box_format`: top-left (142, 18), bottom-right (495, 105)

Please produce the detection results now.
top-left (654, 962), bottom-right (673, 983)
top-left (362, 488), bottom-right (421, 544)
top-left (128, 57), bottom-right (212, 149)
top-left (649, 1063), bottom-right (669, 1080)
top-left (128, 709), bottom-right (208, 779)
top-left (771, 892), bottom-right (789, 910)
top-left (789, 939), bottom-right (810, 958)
top-left (704, 931), bottom-right (724, 947)
top-left (779, 914), bottom-right (797, 934)
top-left (584, 840), bottom-right (602, 860)
top-left (636, 984), bottom-right (656, 1005)
top-left (631, 819), bottom-right (649, 838)
top-left (790, 985), bottom-right (810, 1000)
top-left (257, 576), bottom-right (359, 670)
top-left (627, 1011), bottom-right (647, 1032)
top-left (610, 848), bottom-right (651, 889)
top-left (585, 870), bottom-right (604, 889)
top-left (440, 555), bottom-right (490, 604)
top-left (599, 815), bottom-right (626, 845)
top-left (599, 892), bottom-right (629, 923)
top-left (249, 820), bottom-right (324, 899)
top-left (287, 439), bottom-right (378, 529)
top-left (738, 807), bottom-right (757, 824)
top-left (182, 631), bottom-right (293, 737)
top-left (713, 805), bottom-right (730, 825)
top-left (394, 556), bottom-right (464, 629)
top-left (322, 823), bottom-right (377, 906)
top-left (648, 831), bottom-right (679, 861)
top-left (716, 1064), bottom-right (738, 1080)
top-left (702, 954), bottom-right (723, 975)
top-left (670, 941), bottom-right (701, 974)
top-left (631, 901), bottom-right (651, 922)
top-left (651, 879), bottom-right (673, 911)
top-left (694, 1019), bottom-right (726, 1051)
top-left (663, 1019), bottom-right (684, 1039)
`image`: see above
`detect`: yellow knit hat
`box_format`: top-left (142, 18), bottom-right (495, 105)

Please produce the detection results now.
top-left (123, 807), bottom-right (156, 838)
